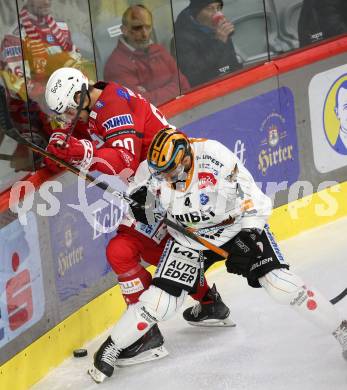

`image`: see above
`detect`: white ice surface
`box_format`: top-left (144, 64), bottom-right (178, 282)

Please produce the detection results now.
top-left (32, 217), bottom-right (347, 390)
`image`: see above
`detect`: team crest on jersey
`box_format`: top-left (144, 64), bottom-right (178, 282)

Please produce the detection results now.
top-left (89, 110), bottom-right (97, 119)
top-left (102, 114), bottom-right (134, 131)
top-left (117, 88), bottom-right (130, 101)
top-left (95, 100), bottom-right (105, 109)
top-left (200, 193), bottom-right (209, 205)
top-left (198, 172), bottom-right (217, 189)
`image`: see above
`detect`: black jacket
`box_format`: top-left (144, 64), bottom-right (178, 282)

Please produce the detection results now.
top-left (298, 0), bottom-right (324, 47)
top-left (316, 0), bottom-right (347, 38)
top-left (173, 8), bottom-right (242, 88)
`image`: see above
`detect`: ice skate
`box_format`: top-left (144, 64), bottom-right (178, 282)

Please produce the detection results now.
top-left (183, 284), bottom-right (236, 327)
top-left (88, 336), bottom-right (121, 383)
top-left (333, 320), bottom-right (347, 360)
top-left (116, 324), bottom-right (168, 367)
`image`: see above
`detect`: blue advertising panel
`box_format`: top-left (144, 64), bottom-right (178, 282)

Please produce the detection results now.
top-left (182, 87), bottom-right (300, 190)
top-left (0, 212), bottom-right (45, 348)
top-left (48, 174), bottom-right (127, 301)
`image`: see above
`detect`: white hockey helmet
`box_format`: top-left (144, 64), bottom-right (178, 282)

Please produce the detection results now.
top-left (45, 67), bottom-right (88, 114)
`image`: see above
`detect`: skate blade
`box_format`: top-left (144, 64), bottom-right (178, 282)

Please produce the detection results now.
top-left (187, 316), bottom-right (236, 327)
top-left (116, 345), bottom-right (169, 367)
top-left (87, 367), bottom-right (107, 383)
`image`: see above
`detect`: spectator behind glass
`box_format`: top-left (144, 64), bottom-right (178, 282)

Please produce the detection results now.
top-left (0, 0), bottom-right (94, 140)
top-left (173, 0), bottom-right (242, 88)
top-left (298, 0), bottom-right (324, 47)
top-left (104, 4), bottom-right (190, 106)
top-left (315, 0), bottom-right (347, 39)
top-left (298, 0), bottom-right (347, 48)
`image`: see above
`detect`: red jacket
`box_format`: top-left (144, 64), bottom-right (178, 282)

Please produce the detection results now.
top-left (103, 39), bottom-right (190, 106)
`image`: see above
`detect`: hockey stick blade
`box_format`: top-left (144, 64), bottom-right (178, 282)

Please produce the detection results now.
top-left (64, 82), bottom-right (87, 145)
top-left (330, 288), bottom-right (347, 305)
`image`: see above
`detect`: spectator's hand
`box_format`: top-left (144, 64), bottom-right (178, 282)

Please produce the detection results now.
top-left (214, 19), bottom-right (235, 43)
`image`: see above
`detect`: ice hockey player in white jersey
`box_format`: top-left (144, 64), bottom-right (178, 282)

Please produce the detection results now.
top-left (88, 128), bottom-right (347, 384)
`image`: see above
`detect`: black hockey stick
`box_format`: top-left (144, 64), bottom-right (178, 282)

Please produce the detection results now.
top-left (63, 82), bottom-right (87, 145)
top-left (330, 288), bottom-right (347, 305)
top-left (0, 85), bottom-right (228, 259)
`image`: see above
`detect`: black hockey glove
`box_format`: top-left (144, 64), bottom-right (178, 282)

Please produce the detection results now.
top-left (225, 228), bottom-right (263, 276)
top-left (129, 186), bottom-right (165, 225)
top-left (129, 186), bottom-right (152, 225)
top-left (232, 228), bottom-right (263, 257)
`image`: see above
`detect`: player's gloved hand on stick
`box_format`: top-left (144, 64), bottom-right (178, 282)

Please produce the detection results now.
top-left (225, 228), bottom-right (264, 274)
top-left (44, 132), bottom-right (94, 172)
top-left (234, 228), bottom-right (263, 256)
top-left (129, 186), bottom-right (162, 225)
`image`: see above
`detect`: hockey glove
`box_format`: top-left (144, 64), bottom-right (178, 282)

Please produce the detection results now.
top-left (129, 186), bottom-right (163, 225)
top-left (225, 228), bottom-right (263, 276)
top-left (44, 132), bottom-right (94, 172)
top-left (233, 228), bottom-right (263, 257)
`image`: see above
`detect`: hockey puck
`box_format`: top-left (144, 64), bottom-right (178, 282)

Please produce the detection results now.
top-left (73, 348), bottom-right (88, 358)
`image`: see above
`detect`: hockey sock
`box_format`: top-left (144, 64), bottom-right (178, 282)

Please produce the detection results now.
top-left (118, 264), bottom-right (152, 305)
top-left (190, 277), bottom-right (210, 302)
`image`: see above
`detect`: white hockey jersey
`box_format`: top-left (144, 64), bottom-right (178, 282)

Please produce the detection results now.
top-left (133, 139), bottom-right (273, 250)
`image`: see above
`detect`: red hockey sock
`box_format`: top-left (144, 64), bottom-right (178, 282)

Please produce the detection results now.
top-left (118, 264), bottom-right (152, 305)
top-left (190, 277), bottom-right (210, 302)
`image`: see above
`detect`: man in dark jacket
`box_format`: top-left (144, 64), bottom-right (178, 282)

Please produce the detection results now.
top-left (173, 0), bottom-right (242, 88)
top-left (298, 0), bottom-right (347, 48)
top-left (315, 0), bottom-right (347, 38)
top-left (298, 0), bottom-right (324, 47)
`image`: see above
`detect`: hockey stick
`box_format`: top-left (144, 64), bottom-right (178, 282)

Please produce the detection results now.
top-left (330, 288), bottom-right (347, 305)
top-left (0, 86), bottom-right (228, 259)
top-left (63, 82), bottom-right (87, 145)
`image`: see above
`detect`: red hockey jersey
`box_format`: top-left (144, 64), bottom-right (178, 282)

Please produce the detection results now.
top-left (88, 81), bottom-right (172, 175)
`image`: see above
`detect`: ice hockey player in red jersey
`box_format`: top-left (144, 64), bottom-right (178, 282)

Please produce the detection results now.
top-left (86, 128), bottom-right (347, 383)
top-left (44, 67), bottom-right (234, 367)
